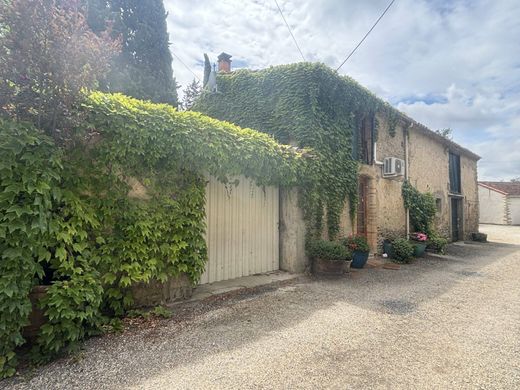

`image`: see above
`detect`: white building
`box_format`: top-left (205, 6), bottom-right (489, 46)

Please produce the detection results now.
top-left (479, 182), bottom-right (520, 225)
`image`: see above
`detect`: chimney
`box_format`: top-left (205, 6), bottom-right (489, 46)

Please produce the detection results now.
top-left (217, 52), bottom-right (232, 73)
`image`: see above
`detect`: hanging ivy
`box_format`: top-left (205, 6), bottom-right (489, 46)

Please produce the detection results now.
top-left (194, 62), bottom-right (397, 239)
top-left (401, 181), bottom-right (437, 234)
top-left (0, 92), bottom-right (309, 377)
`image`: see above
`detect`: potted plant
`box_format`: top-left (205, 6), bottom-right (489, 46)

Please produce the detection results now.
top-left (342, 235), bottom-right (370, 269)
top-left (391, 238), bottom-right (415, 263)
top-left (307, 239), bottom-right (352, 276)
top-left (410, 232), bottom-right (428, 257)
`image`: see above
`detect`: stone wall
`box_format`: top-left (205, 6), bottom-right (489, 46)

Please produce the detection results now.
top-left (131, 274), bottom-right (193, 308)
top-left (460, 155), bottom-right (479, 238)
top-left (279, 188), bottom-right (309, 273)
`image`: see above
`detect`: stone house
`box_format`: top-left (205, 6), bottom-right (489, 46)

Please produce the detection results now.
top-left (478, 182), bottom-right (520, 225)
top-left (195, 55), bottom-right (481, 274)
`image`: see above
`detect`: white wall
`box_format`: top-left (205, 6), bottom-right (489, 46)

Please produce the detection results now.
top-left (509, 197), bottom-right (520, 225)
top-left (479, 185), bottom-right (507, 224)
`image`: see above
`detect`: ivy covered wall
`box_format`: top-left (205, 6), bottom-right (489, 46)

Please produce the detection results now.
top-left (0, 92), bottom-right (309, 377)
top-left (194, 62), bottom-right (397, 239)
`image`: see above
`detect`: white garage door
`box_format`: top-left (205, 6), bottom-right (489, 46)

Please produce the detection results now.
top-left (200, 176), bottom-right (279, 284)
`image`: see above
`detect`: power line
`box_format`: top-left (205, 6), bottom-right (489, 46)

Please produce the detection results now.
top-left (172, 51), bottom-right (201, 81)
top-left (336, 0), bottom-right (396, 71)
top-left (273, 0), bottom-right (306, 62)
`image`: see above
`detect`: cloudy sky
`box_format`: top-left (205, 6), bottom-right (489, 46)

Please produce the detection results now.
top-left (165, 0), bottom-right (520, 181)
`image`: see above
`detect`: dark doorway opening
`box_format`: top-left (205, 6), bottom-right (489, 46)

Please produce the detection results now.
top-left (451, 197), bottom-right (463, 241)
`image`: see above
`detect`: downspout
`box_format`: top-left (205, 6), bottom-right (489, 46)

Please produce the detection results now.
top-left (405, 124), bottom-right (412, 237)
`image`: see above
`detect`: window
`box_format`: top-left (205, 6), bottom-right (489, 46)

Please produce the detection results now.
top-left (436, 198), bottom-right (442, 213)
top-left (359, 115), bottom-right (374, 165)
top-left (449, 152), bottom-right (461, 194)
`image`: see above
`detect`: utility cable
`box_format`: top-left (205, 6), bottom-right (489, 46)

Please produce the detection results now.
top-left (336, 0), bottom-right (396, 71)
top-left (172, 51), bottom-right (201, 81)
top-left (273, 0), bottom-right (306, 62)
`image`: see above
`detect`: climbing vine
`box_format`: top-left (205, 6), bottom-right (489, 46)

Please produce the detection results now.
top-left (194, 62), bottom-right (398, 239)
top-left (0, 92), bottom-right (307, 377)
top-left (401, 181), bottom-right (437, 234)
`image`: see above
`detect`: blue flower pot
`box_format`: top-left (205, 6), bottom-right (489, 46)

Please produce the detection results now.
top-left (351, 250), bottom-right (369, 269)
top-left (413, 243), bottom-right (427, 257)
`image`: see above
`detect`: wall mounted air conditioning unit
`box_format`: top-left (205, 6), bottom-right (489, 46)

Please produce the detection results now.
top-left (383, 157), bottom-right (405, 177)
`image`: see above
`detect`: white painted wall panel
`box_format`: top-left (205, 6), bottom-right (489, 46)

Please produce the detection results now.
top-left (509, 197), bottom-right (520, 225)
top-left (200, 176), bottom-right (279, 284)
top-left (479, 185), bottom-right (507, 224)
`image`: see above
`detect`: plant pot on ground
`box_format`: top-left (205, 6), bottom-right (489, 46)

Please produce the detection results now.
top-left (307, 239), bottom-right (352, 276)
top-left (410, 232), bottom-right (428, 257)
top-left (342, 235), bottom-right (370, 269)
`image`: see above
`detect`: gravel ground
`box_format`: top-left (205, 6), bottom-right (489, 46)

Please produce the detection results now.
top-left (5, 228), bottom-right (520, 390)
top-left (479, 223), bottom-right (520, 244)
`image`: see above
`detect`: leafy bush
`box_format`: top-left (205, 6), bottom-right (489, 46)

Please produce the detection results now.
top-left (306, 240), bottom-right (351, 261)
top-left (391, 238), bottom-right (415, 263)
top-left (402, 181), bottom-right (436, 234)
top-left (428, 233), bottom-right (449, 254)
top-left (342, 235), bottom-right (370, 253)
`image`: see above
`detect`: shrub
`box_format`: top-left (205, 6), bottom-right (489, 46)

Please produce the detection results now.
top-left (306, 240), bottom-right (351, 261)
top-left (391, 238), bottom-right (414, 263)
top-left (342, 235), bottom-right (370, 253)
top-left (428, 233), bottom-right (449, 254)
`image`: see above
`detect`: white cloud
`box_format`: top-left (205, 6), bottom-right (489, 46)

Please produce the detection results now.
top-left (165, 0), bottom-right (520, 180)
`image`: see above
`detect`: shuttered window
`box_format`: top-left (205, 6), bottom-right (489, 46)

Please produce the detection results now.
top-left (449, 152), bottom-right (461, 194)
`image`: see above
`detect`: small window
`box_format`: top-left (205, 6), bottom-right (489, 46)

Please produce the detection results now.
top-left (436, 198), bottom-right (442, 213)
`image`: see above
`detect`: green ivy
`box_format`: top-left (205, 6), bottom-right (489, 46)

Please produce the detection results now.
top-left (402, 181), bottom-right (437, 234)
top-left (194, 62), bottom-right (397, 240)
top-left (0, 92), bottom-right (308, 377)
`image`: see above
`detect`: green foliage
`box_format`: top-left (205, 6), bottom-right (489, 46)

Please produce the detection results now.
top-left (391, 238), bottom-right (415, 263)
top-left (181, 79), bottom-right (202, 111)
top-left (194, 62), bottom-right (398, 240)
top-left (342, 235), bottom-right (370, 253)
top-left (0, 119), bottom-right (62, 378)
top-left (0, 91), bottom-right (306, 376)
top-left (306, 239), bottom-right (351, 261)
top-left (0, 0), bottom-right (118, 139)
top-left (104, 0), bottom-right (178, 105)
top-left (402, 181), bottom-right (437, 234)
top-left (427, 232), bottom-right (449, 254)
top-left (127, 305), bottom-right (172, 319)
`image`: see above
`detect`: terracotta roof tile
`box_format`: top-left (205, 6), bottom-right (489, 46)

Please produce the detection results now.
top-left (479, 181), bottom-right (520, 195)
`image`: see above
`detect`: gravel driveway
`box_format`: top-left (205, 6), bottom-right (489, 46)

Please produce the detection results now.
top-left (5, 227), bottom-right (520, 389)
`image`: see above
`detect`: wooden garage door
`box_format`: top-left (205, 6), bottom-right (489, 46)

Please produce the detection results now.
top-left (200, 176), bottom-right (279, 284)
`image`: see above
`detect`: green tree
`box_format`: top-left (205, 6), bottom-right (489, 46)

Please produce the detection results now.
top-left (181, 79), bottom-right (202, 111)
top-left (435, 128), bottom-right (453, 140)
top-left (105, 0), bottom-right (178, 105)
top-left (0, 0), bottom-right (119, 140)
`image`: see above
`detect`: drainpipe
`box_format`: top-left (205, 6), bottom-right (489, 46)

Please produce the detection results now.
top-left (405, 124), bottom-right (412, 238)
top-left (373, 142), bottom-right (384, 166)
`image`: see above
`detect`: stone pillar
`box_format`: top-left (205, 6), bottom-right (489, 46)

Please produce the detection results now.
top-left (279, 188), bottom-right (309, 273)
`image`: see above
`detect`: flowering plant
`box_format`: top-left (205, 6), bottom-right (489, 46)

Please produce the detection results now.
top-left (342, 235), bottom-right (370, 253)
top-left (410, 232), bottom-right (428, 242)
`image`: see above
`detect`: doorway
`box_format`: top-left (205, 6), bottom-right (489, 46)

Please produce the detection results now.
top-left (451, 198), bottom-right (463, 241)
